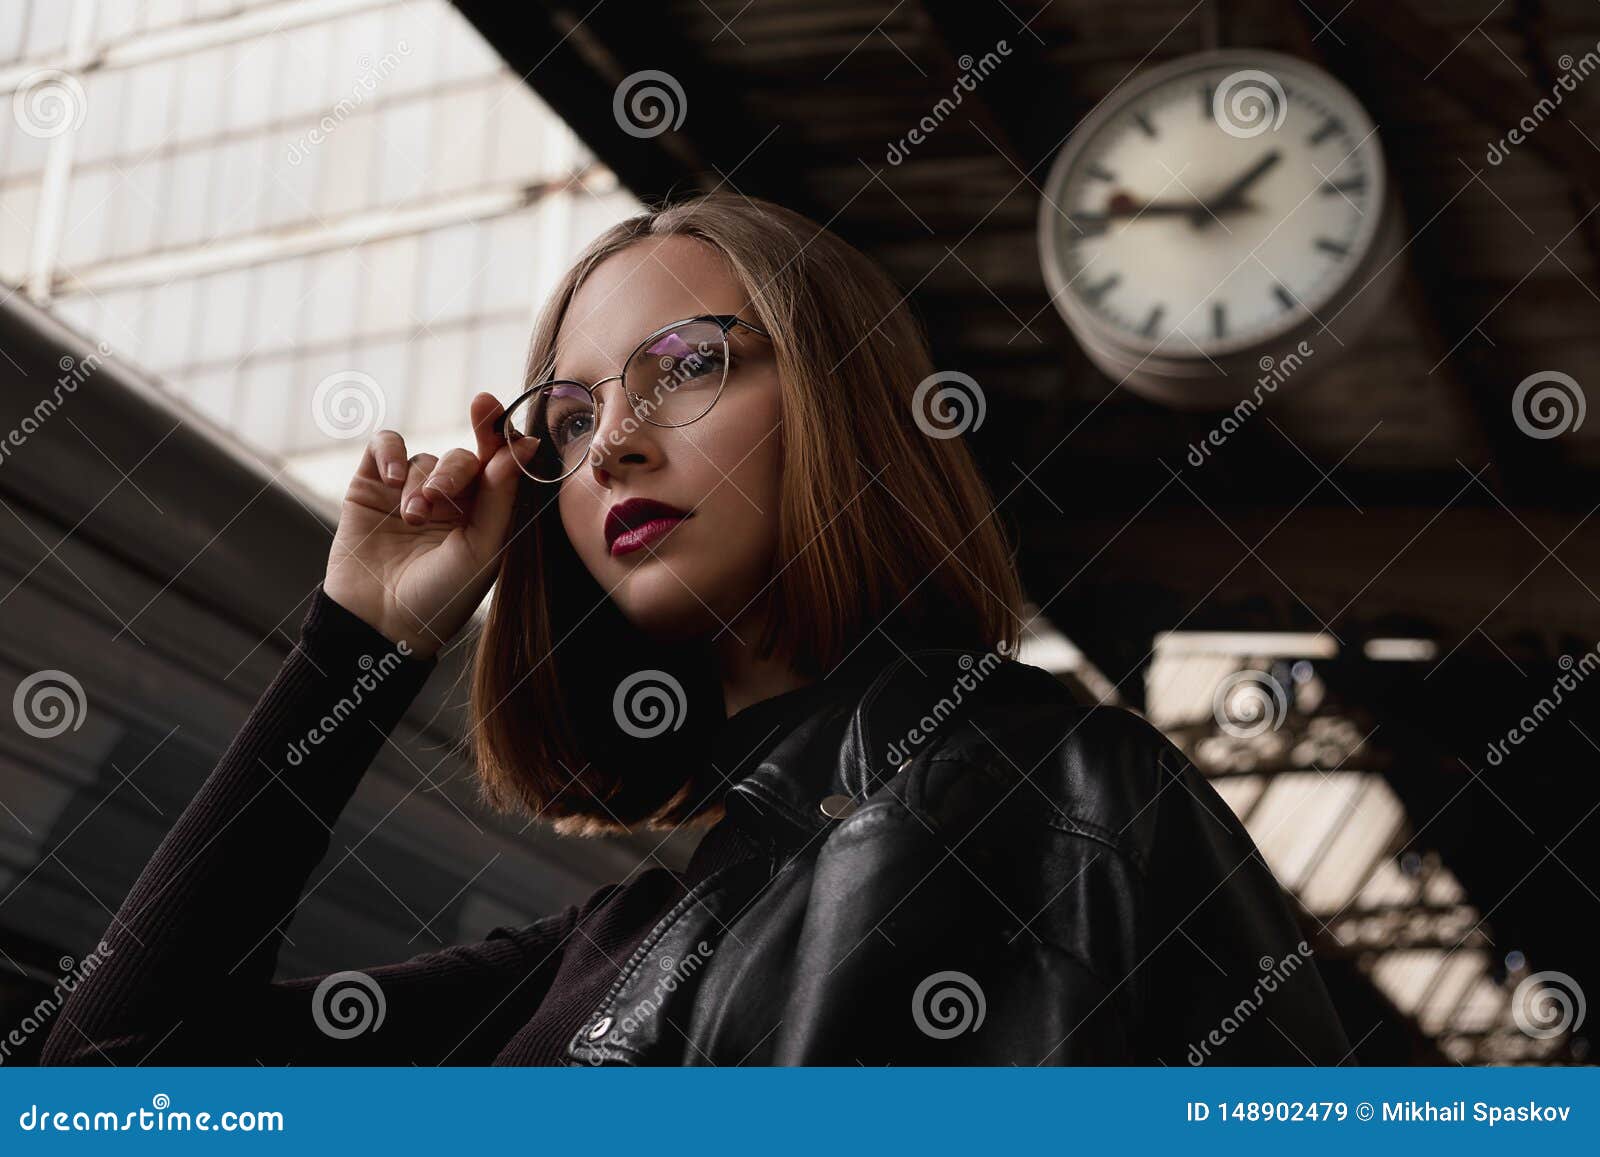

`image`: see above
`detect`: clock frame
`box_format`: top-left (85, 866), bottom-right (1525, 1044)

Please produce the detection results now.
top-left (1036, 49), bottom-right (1404, 409)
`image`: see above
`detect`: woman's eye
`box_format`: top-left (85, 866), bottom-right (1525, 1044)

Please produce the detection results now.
top-left (552, 412), bottom-right (592, 447)
top-left (681, 351), bottom-right (728, 381)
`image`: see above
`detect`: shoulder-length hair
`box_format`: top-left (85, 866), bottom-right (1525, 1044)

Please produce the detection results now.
top-left (469, 193), bottom-right (1022, 836)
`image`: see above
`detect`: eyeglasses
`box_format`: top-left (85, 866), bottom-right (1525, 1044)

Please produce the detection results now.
top-left (495, 313), bottom-right (770, 483)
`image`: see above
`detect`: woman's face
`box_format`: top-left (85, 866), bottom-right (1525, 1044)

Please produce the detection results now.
top-left (552, 235), bottom-right (784, 642)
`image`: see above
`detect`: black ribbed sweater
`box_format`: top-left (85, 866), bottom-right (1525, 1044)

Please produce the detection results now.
top-left (37, 586), bottom-right (806, 1066)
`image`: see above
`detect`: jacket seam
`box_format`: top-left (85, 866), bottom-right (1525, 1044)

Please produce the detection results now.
top-left (566, 858), bottom-right (756, 1061)
top-left (848, 647), bottom-right (991, 798)
top-left (730, 777), bottom-right (828, 840)
top-left (1032, 933), bottom-right (1123, 995)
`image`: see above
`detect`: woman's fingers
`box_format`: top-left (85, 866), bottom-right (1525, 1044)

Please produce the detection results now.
top-left (470, 390), bottom-right (539, 483)
top-left (368, 430), bottom-right (409, 486)
top-left (471, 392), bottom-right (505, 463)
top-left (470, 391), bottom-right (524, 491)
top-left (420, 448), bottom-right (482, 511)
top-left (379, 394), bottom-right (519, 530)
top-left (400, 452), bottom-right (439, 524)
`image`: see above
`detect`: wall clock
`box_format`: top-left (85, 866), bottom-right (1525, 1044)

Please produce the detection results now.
top-left (1037, 49), bottom-right (1403, 408)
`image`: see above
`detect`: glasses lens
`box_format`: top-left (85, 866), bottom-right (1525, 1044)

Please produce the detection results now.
top-left (504, 381), bottom-right (594, 482)
top-left (624, 320), bottom-right (729, 426)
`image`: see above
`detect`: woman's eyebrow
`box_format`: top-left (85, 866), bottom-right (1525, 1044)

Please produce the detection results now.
top-left (545, 322), bottom-right (659, 380)
top-left (543, 342), bottom-right (603, 383)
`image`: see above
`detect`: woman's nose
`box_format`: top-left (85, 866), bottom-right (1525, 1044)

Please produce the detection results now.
top-left (587, 379), bottom-right (660, 476)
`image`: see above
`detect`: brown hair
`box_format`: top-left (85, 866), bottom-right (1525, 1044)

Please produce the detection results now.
top-left (469, 193), bottom-right (1023, 836)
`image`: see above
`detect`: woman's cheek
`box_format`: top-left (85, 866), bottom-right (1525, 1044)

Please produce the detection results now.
top-left (559, 487), bottom-right (602, 567)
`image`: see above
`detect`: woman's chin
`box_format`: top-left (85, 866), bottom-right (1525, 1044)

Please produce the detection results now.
top-left (611, 583), bottom-right (723, 644)
top-left (602, 552), bottom-right (769, 645)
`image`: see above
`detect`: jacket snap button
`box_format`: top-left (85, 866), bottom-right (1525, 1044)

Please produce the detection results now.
top-left (819, 793), bottom-right (859, 820)
top-left (587, 1015), bottom-right (613, 1039)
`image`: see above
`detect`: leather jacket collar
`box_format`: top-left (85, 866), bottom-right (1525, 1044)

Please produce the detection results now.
top-left (712, 633), bottom-right (1043, 858)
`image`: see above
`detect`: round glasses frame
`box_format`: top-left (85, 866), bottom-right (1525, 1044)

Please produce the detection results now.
top-left (494, 313), bottom-right (770, 483)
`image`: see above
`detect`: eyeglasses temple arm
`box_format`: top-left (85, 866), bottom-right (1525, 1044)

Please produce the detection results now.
top-left (716, 314), bottom-right (769, 338)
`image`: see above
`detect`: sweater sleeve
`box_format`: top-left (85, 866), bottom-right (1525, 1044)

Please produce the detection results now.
top-left (38, 585), bottom-right (577, 1066)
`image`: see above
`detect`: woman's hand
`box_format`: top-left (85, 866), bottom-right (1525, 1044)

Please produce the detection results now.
top-left (323, 392), bottom-right (528, 657)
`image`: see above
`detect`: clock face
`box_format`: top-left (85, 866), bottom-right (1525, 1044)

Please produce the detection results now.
top-left (1039, 52), bottom-right (1387, 361)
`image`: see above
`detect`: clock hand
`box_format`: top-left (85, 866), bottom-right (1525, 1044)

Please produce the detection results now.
top-left (1081, 201), bottom-right (1201, 219)
top-left (1070, 190), bottom-right (1258, 235)
top-left (1192, 149), bottom-right (1282, 228)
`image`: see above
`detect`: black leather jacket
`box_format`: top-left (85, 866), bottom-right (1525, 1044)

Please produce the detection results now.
top-left (567, 644), bottom-right (1352, 1065)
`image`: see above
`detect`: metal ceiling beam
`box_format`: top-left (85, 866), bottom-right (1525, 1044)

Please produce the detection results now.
top-left (1508, 0), bottom-right (1600, 293)
top-left (1286, 7), bottom-right (1566, 503)
top-left (908, 1), bottom-right (1051, 173)
top-left (1299, 0), bottom-right (1600, 196)
top-left (1025, 501), bottom-right (1600, 651)
top-left (449, 2), bottom-right (699, 206)
top-left (452, 1), bottom-right (839, 229)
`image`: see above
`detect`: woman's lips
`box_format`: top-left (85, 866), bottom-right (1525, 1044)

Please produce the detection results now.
top-left (604, 496), bottom-right (692, 556)
top-left (609, 514), bottom-right (689, 556)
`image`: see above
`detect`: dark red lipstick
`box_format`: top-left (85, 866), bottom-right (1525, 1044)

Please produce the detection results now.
top-left (604, 497), bottom-right (691, 557)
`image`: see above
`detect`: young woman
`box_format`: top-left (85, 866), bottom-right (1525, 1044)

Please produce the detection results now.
top-left (41, 194), bottom-right (1349, 1066)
